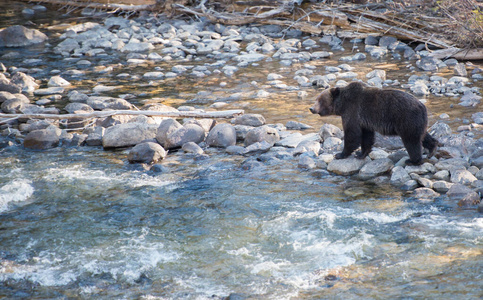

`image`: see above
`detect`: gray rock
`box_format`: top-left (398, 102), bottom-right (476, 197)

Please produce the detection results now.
top-left (55, 38), bottom-right (80, 54)
top-left (298, 156), bottom-right (316, 169)
top-left (48, 75), bottom-right (71, 87)
top-left (10, 72), bottom-right (39, 93)
top-left (359, 158), bottom-right (394, 179)
top-left (453, 63), bottom-right (467, 76)
top-left (450, 169), bottom-right (478, 185)
top-left (33, 87), bottom-right (65, 96)
top-left (323, 136), bottom-right (343, 149)
top-left (244, 140), bottom-right (272, 154)
top-left (405, 162), bottom-right (436, 175)
top-left (416, 57), bottom-right (440, 71)
top-left (458, 192), bottom-right (481, 207)
top-left (327, 157), bottom-right (368, 175)
top-left (379, 36), bottom-right (399, 50)
top-left (68, 90), bottom-right (89, 103)
top-left (85, 126), bottom-right (105, 146)
top-left (0, 91), bottom-right (16, 103)
top-left (319, 123), bottom-right (343, 140)
top-left (0, 25), bottom-right (48, 47)
top-left (0, 79), bottom-right (21, 94)
top-left (390, 166), bottom-right (411, 185)
top-left (433, 170), bottom-right (450, 181)
top-left (23, 126), bottom-right (61, 150)
top-left (165, 124), bottom-right (206, 150)
top-left (413, 187), bottom-right (440, 200)
top-left (293, 140), bottom-right (321, 156)
top-left (233, 114), bottom-right (266, 127)
top-left (435, 158), bottom-right (470, 171)
top-left (285, 121), bottom-right (312, 130)
top-left (459, 92), bottom-right (481, 107)
top-left (156, 118), bottom-right (183, 147)
top-left (432, 180), bottom-right (452, 193)
top-left (232, 53), bottom-right (266, 64)
top-left (244, 125), bottom-right (280, 146)
top-left (1, 96), bottom-right (29, 113)
top-left (182, 142), bottom-right (204, 155)
top-left (206, 123), bottom-right (237, 148)
top-left (226, 145), bottom-right (247, 155)
top-left (87, 96), bottom-right (133, 110)
top-left (103, 123), bottom-right (159, 148)
top-left (65, 102), bottom-right (94, 114)
top-left (446, 183), bottom-right (474, 199)
top-left (128, 142), bottom-right (167, 164)
top-left (121, 41), bottom-right (154, 53)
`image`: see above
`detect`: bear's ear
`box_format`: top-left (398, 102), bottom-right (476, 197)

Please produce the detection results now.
top-left (330, 87), bottom-right (340, 99)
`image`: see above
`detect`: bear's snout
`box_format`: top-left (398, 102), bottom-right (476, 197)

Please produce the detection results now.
top-left (309, 107), bottom-right (316, 114)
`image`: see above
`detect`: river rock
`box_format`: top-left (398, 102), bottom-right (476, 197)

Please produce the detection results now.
top-left (470, 149), bottom-right (483, 168)
top-left (65, 102), bottom-right (94, 114)
top-left (450, 169), bottom-right (478, 185)
top-left (0, 91), bottom-right (16, 103)
top-left (68, 90), bottom-right (89, 103)
top-left (293, 139), bottom-right (321, 156)
top-left (432, 180), bottom-right (452, 193)
top-left (458, 192), bottom-right (481, 208)
top-left (413, 187), bottom-right (440, 200)
top-left (87, 96), bottom-right (133, 110)
top-left (327, 157), bottom-right (368, 175)
top-left (48, 75), bottom-right (71, 87)
top-left (165, 124), bottom-right (206, 150)
top-left (232, 53), bottom-right (266, 64)
top-left (182, 142), bottom-right (204, 155)
top-left (33, 87), bottom-right (65, 96)
top-left (206, 123), bottom-right (236, 148)
top-left (298, 156), bottom-right (316, 169)
top-left (128, 142), bottom-right (167, 164)
top-left (244, 125), bottom-right (280, 146)
top-left (121, 41), bottom-right (154, 53)
top-left (102, 123), bottom-right (158, 148)
top-left (285, 121), bottom-right (312, 130)
top-left (446, 183), bottom-right (474, 199)
top-left (0, 78), bottom-right (21, 94)
top-left (23, 126), bottom-right (61, 150)
top-left (0, 25), bottom-right (48, 47)
top-left (405, 162), bottom-right (436, 175)
top-left (1, 96), bottom-right (29, 113)
top-left (319, 123), bottom-right (343, 140)
top-left (323, 137), bottom-right (342, 149)
top-left (390, 165), bottom-right (411, 185)
top-left (244, 140), bottom-right (272, 155)
top-left (459, 92), bottom-right (481, 107)
top-left (156, 118), bottom-right (183, 147)
top-left (416, 57), bottom-right (440, 71)
top-left (233, 114), bottom-right (265, 127)
top-left (359, 158), bottom-right (394, 179)
top-left (85, 126), bottom-right (105, 146)
top-left (10, 72), bottom-right (39, 93)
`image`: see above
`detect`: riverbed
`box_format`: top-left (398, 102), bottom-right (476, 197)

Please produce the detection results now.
top-left (0, 1), bottom-right (482, 299)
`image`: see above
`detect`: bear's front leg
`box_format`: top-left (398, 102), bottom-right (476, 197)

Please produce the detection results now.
top-left (335, 126), bottom-right (361, 159)
top-left (355, 129), bottom-right (375, 159)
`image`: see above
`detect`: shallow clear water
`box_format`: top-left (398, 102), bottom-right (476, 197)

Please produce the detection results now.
top-left (0, 1), bottom-right (482, 299)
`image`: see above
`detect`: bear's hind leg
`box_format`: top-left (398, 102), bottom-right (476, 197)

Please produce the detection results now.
top-left (401, 136), bottom-right (423, 165)
top-left (422, 132), bottom-right (438, 158)
top-left (355, 129), bottom-right (375, 159)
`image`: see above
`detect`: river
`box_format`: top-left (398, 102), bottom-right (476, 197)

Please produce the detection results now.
top-left (0, 1), bottom-right (482, 299)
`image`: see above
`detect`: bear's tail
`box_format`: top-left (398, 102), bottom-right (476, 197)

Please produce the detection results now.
top-left (422, 132), bottom-right (438, 158)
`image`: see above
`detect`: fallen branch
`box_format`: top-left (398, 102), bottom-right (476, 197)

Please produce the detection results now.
top-left (0, 109), bottom-right (245, 124)
top-left (428, 47), bottom-right (483, 60)
top-left (21, 0), bottom-right (156, 12)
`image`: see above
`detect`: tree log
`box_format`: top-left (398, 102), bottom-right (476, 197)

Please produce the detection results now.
top-left (0, 109), bottom-right (244, 124)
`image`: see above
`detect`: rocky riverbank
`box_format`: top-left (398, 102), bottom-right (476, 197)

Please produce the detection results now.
top-left (0, 4), bottom-right (482, 212)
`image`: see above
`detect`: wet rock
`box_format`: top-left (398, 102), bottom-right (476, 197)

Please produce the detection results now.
top-left (298, 156), bottom-right (316, 169)
top-left (432, 180), bottom-right (452, 193)
top-left (226, 145), bottom-right (247, 155)
top-left (293, 139), bottom-right (321, 156)
top-left (0, 25), bottom-right (48, 47)
top-left (285, 121), bottom-right (312, 130)
top-left (390, 166), bottom-right (411, 185)
top-left (450, 169), bottom-right (478, 185)
top-left (319, 123), bottom-right (343, 140)
top-left (379, 36), bottom-right (399, 50)
top-left (405, 162), bottom-right (436, 175)
top-left (244, 125), bottom-right (280, 146)
top-left (470, 149), bottom-right (483, 168)
top-left (413, 187), bottom-right (440, 200)
top-left (206, 123), bottom-right (236, 148)
top-left (453, 63), bottom-right (467, 76)
top-left (322, 136), bottom-right (343, 150)
top-left (183, 118), bottom-right (216, 133)
top-left (62, 133), bottom-right (87, 147)
top-left (1, 96), bottom-right (29, 113)
top-left (182, 141), bottom-right (204, 155)
top-left (459, 91), bottom-right (481, 107)
top-left (244, 140), bottom-right (272, 155)
top-left (23, 126), bottom-right (61, 150)
top-left (233, 53), bottom-right (266, 64)
top-left (48, 75), bottom-right (71, 87)
top-left (233, 114), bottom-right (266, 127)
top-left (33, 87), bottom-right (65, 96)
top-left (458, 191), bottom-right (481, 208)
top-left (0, 91), bottom-right (16, 103)
top-left (327, 157), bottom-right (368, 176)
top-left (121, 41), bottom-right (154, 53)
top-left (103, 123), bottom-right (159, 148)
top-left (359, 158), bottom-right (394, 179)
top-left (446, 183), bottom-right (474, 199)
top-left (165, 124), bottom-right (206, 150)
top-left (0, 78), bottom-right (21, 94)
top-left (401, 179), bottom-right (419, 190)
top-left (87, 96), bottom-right (133, 110)
top-left (65, 102), bottom-right (94, 114)
top-left (85, 126), bottom-right (105, 146)
top-left (433, 170), bottom-right (450, 181)
top-left (369, 148), bottom-right (389, 159)
top-left (435, 158), bottom-right (470, 172)
top-left (156, 119), bottom-right (183, 147)
top-left (68, 90), bottom-right (89, 103)
top-left (416, 57), bottom-right (440, 71)
top-left (128, 142), bottom-right (167, 164)
top-left (10, 72), bottom-right (39, 93)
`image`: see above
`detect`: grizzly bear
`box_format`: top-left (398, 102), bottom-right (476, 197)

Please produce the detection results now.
top-left (310, 81), bottom-right (438, 165)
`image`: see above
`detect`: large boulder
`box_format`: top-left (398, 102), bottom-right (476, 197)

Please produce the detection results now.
top-left (327, 157), bottom-right (369, 176)
top-left (0, 25), bottom-right (48, 47)
top-left (206, 123), bottom-right (237, 148)
top-left (165, 124), bottom-right (206, 149)
top-left (102, 123), bottom-right (159, 148)
top-left (23, 126), bottom-right (62, 150)
top-left (244, 125), bottom-right (280, 146)
top-left (128, 142), bottom-right (167, 164)
top-left (358, 158), bottom-right (394, 179)
top-left (10, 72), bottom-right (39, 93)
top-left (156, 118), bottom-right (183, 148)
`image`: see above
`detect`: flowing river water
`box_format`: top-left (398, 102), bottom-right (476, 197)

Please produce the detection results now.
top-left (0, 1), bottom-right (482, 299)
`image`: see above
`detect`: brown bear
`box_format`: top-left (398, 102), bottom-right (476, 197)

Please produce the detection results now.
top-left (310, 81), bottom-right (438, 165)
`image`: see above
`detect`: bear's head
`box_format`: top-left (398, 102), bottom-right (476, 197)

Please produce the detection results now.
top-left (309, 87), bottom-right (340, 116)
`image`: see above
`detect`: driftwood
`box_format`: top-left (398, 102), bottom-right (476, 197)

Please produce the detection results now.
top-left (22, 0), bottom-right (157, 13)
top-left (428, 47), bottom-right (483, 60)
top-left (0, 109), bottom-right (244, 124)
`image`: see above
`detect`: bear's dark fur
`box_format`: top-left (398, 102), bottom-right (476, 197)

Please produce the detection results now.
top-left (310, 81), bottom-right (438, 165)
